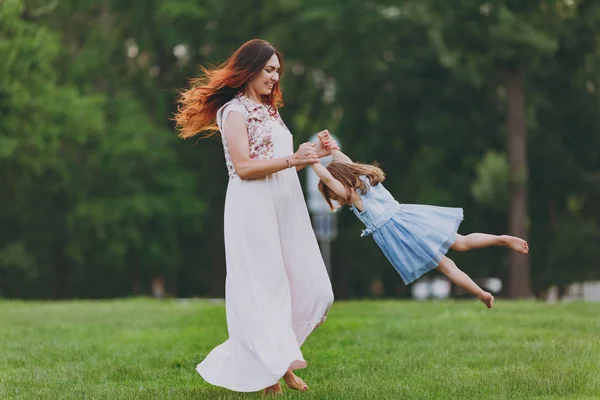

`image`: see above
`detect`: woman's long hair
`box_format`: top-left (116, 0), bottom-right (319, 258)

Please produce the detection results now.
top-left (318, 162), bottom-right (386, 210)
top-left (174, 39), bottom-right (284, 139)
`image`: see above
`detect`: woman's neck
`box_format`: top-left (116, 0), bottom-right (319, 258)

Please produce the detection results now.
top-left (244, 87), bottom-right (262, 104)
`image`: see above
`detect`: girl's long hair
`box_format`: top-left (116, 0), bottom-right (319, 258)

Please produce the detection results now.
top-left (174, 39), bottom-right (284, 139)
top-left (318, 162), bottom-right (386, 210)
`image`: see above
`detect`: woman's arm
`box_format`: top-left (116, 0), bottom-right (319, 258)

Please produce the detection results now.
top-left (225, 111), bottom-right (318, 179)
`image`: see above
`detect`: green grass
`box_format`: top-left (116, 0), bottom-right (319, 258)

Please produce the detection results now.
top-left (1, 299), bottom-right (599, 400)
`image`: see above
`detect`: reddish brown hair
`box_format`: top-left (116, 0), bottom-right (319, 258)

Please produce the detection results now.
top-left (174, 39), bottom-right (284, 139)
top-left (318, 161), bottom-right (386, 210)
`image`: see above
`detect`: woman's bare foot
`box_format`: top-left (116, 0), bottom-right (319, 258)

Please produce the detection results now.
top-left (283, 371), bottom-right (308, 391)
top-left (478, 292), bottom-right (494, 308)
top-left (263, 382), bottom-right (283, 396)
top-left (500, 235), bottom-right (529, 254)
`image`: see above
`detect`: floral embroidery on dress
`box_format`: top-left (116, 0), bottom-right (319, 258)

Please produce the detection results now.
top-left (218, 93), bottom-right (289, 179)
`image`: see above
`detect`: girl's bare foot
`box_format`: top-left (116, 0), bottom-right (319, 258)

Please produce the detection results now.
top-left (478, 292), bottom-right (494, 308)
top-left (263, 382), bottom-right (283, 396)
top-left (500, 235), bottom-right (529, 254)
top-left (283, 371), bottom-right (308, 391)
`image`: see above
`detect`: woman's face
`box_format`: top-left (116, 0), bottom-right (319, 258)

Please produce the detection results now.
top-left (248, 54), bottom-right (280, 96)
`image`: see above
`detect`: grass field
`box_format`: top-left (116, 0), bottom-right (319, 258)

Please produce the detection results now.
top-left (1, 298), bottom-right (599, 399)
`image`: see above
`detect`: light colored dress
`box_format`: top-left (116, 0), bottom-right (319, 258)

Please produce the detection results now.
top-left (351, 176), bottom-right (463, 284)
top-left (196, 93), bottom-right (334, 392)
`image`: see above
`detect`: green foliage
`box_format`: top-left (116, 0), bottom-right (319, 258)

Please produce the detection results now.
top-left (0, 0), bottom-right (599, 298)
top-left (0, 0), bottom-right (204, 298)
top-left (547, 215), bottom-right (600, 282)
top-left (472, 150), bottom-right (509, 213)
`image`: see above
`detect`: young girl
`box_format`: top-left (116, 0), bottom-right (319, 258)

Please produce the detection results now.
top-left (312, 131), bottom-right (529, 308)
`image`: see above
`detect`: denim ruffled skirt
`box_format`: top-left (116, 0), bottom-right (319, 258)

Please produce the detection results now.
top-left (371, 204), bottom-right (464, 285)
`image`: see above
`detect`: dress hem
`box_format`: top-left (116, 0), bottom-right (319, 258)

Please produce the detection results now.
top-left (402, 216), bottom-right (464, 285)
top-left (197, 356), bottom-right (307, 392)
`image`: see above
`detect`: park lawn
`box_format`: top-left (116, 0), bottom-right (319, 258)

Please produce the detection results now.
top-left (0, 298), bottom-right (599, 400)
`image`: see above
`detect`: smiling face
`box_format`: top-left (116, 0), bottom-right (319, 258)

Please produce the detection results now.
top-left (247, 54), bottom-right (281, 96)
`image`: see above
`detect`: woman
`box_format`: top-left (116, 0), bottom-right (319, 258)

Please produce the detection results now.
top-left (174, 39), bottom-right (334, 395)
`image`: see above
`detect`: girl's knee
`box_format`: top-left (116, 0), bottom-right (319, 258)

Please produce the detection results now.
top-left (437, 256), bottom-right (455, 275)
top-left (451, 234), bottom-right (468, 251)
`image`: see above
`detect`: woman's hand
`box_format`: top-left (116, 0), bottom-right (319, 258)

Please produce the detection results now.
top-left (290, 142), bottom-right (319, 167)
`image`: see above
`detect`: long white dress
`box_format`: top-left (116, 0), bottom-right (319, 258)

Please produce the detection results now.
top-left (196, 95), bottom-right (334, 392)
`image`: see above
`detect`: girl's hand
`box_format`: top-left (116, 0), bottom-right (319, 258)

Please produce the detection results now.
top-left (317, 131), bottom-right (340, 151)
top-left (314, 135), bottom-right (330, 158)
top-left (317, 130), bottom-right (330, 143)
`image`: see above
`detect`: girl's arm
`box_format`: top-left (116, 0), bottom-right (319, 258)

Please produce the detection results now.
top-left (225, 111), bottom-right (318, 179)
top-left (317, 131), bottom-right (352, 163)
top-left (330, 149), bottom-right (353, 163)
top-left (311, 163), bottom-right (364, 210)
top-left (310, 163), bottom-right (348, 199)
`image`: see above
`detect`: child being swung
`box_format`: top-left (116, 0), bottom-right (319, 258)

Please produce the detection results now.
top-left (311, 131), bottom-right (529, 308)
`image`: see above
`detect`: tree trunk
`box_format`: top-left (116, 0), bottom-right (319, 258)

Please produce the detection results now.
top-left (132, 258), bottom-right (141, 295)
top-left (132, 273), bottom-right (141, 295)
top-left (506, 69), bottom-right (532, 298)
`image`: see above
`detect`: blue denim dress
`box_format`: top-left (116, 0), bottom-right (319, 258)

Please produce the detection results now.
top-left (351, 176), bottom-right (463, 285)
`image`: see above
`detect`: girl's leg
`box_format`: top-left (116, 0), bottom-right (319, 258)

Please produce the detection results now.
top-left (452, 233), bottom-right (529, 254)
top-left (436, 256), bottom-right (494, 308)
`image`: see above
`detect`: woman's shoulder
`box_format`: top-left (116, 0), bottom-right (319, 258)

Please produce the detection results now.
top-left (220, 97), bottom-right (246, 114)
top-left (217, 97), bottom-right (248, 125)
top-left (220, 94), bottom-right (272, 120)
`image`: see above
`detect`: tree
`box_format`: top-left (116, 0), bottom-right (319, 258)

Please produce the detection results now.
top-left (406, 0), bottom-right (593, 298)
top-left (0, 0), bottom-right (204, 298)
